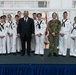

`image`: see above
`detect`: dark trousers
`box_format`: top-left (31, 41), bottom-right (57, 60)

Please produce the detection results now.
top-left (20, 35), bottom-right (31, 54)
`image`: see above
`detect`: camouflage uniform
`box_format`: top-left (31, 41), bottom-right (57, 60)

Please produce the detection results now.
top-left (48, 19), bottom-right (61, 55)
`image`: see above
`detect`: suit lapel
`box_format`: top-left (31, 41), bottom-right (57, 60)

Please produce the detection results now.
top-left (26, 17), bottom-right (29, 23)
top-left (22, 17), bottom-right (30, 25)
top-left (23, 17), bottom-right (29, 23)
top-left (23, 18), bottom-right (26, 24)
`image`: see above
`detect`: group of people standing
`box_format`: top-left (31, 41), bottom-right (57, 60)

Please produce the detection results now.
top-left (17, 11), bottom-right (46, 56)
top-left (48, 11), bottom-right (76, 57)
top-left (0, 11), bottom-right (46, 56)
top-left (0, 10), bottom-right (76, 57)
top-left (0, 11), bottom-right (22, 55)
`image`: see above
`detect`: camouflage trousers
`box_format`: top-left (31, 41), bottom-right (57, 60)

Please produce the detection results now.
top-left (48, 35), bottom-right (59, 54)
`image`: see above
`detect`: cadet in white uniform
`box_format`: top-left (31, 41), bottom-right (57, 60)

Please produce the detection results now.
top-left (7, 14), bottom-right (16, 54)
top-left (3, 15), bottom-right (6, 23)
top-left (15, 15), bottom-right (21, 53)
top-left (35, 13), bottom-right (46, 56)
top-left (70, 17), bottom-right (76, 57)
top-left (17, 11), bottom-right (22, 19)
top-left (0, 16), bottom-right (8, 54)
top-left (59, 11), bottom-right (71, 56)
top-left (31, 13), bottom-right (37, 52)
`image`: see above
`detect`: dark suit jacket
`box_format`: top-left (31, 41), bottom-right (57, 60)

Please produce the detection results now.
top-left (17, 17), bottom-right (34, 37)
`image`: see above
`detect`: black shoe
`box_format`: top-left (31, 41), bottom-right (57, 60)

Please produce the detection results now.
top-left (40, 54), bottom-right (44, 57)
top-left (53, 53), bottom-right (58, 57)
top-left (2, 54), bottom-right (7, 56)
top-left (48, 53), bottom-right (52, 57)
top-left (34, 54), bottom-right (37, 56)
top-left (17, 52), bottom-right (21, 54)
top-left (13, 53), bottom-right (17, 55)
top-left (20, 50), bottom-right (25, 56)
top-left (20, 50), bottom-right (23, 53)
top-left (21, 51), bottom-right (25, 56)
top-left (0, 54), bottom-right (2, 56)
top-left (21, 53), bottom-right (25, 56)
top-left (27, 53), bottom-right (31, 56)
top-left (31, 51), bottom-right (35, 53)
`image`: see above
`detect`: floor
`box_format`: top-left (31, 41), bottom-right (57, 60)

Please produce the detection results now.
top-left (0, 49), bottom-right (76, 64)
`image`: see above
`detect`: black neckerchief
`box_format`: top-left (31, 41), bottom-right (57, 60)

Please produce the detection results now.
top-left (36, 20), bottom-right (42, 29)
top-left (0, 23), bottom-right (5, 31)
top-left (0, 23), bottom-right (2, 31)
top-left (71, 23), bottom-right (76, 33)
top-left (0, 23), bottom-right (4, 29)
top-left (62, 19), bottom-right (67, 27)
top-left (8, 21), bottom-right (13, 29)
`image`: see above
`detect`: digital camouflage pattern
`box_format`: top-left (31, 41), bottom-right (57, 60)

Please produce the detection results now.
top-left (48, 19), bottom-right (61, 54)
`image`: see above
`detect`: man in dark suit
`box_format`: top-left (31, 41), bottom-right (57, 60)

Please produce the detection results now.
top-left (17, 11), bottom-right (34, 56)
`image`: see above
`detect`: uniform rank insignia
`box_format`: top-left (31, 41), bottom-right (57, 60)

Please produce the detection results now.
top-left (6, 26), bottom-right (8, 28)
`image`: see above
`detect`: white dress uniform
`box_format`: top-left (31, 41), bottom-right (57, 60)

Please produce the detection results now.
top-left (14, 22), bottom-right (21, 52)
top-left (31, 19), bottom-right (37, 51)
top-left (35, 20), bottom-right (46, 55)
top-left (0, 22), bottom-right (8, 54)
top-left (7, 21), bottom-right (16, 53)
top-left (59, 19), bottom-right (71, 56)
top-left (70, 23), bottom-right (76, 56)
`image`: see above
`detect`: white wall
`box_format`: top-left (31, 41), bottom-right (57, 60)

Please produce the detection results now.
top-left (49, 0), bottom-right (72, 9)
top-left (62, 0), bottom-right (72, 8)
top-left (70, 11), bottom-right (76, 23)
top-left (49, 0), bottom-right (62, 9)
top-left (0, 10), bottom-right (3, 16)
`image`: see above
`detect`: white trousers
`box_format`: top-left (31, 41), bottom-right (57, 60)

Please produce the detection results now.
top-left (16, 37), bottom-right (21, 52)
top-left (0, 37), bottom-right (6, 54)
top-left (7, 35), bottom-right (16, 53)
top-left (59, 35), bottom-right (68, 56)
top-left (35, 35), bottom-right (45, 55)
top-left (31, 36), bottom-right (35, 51)
top-left (70, 38), bottom-right (76, 56)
